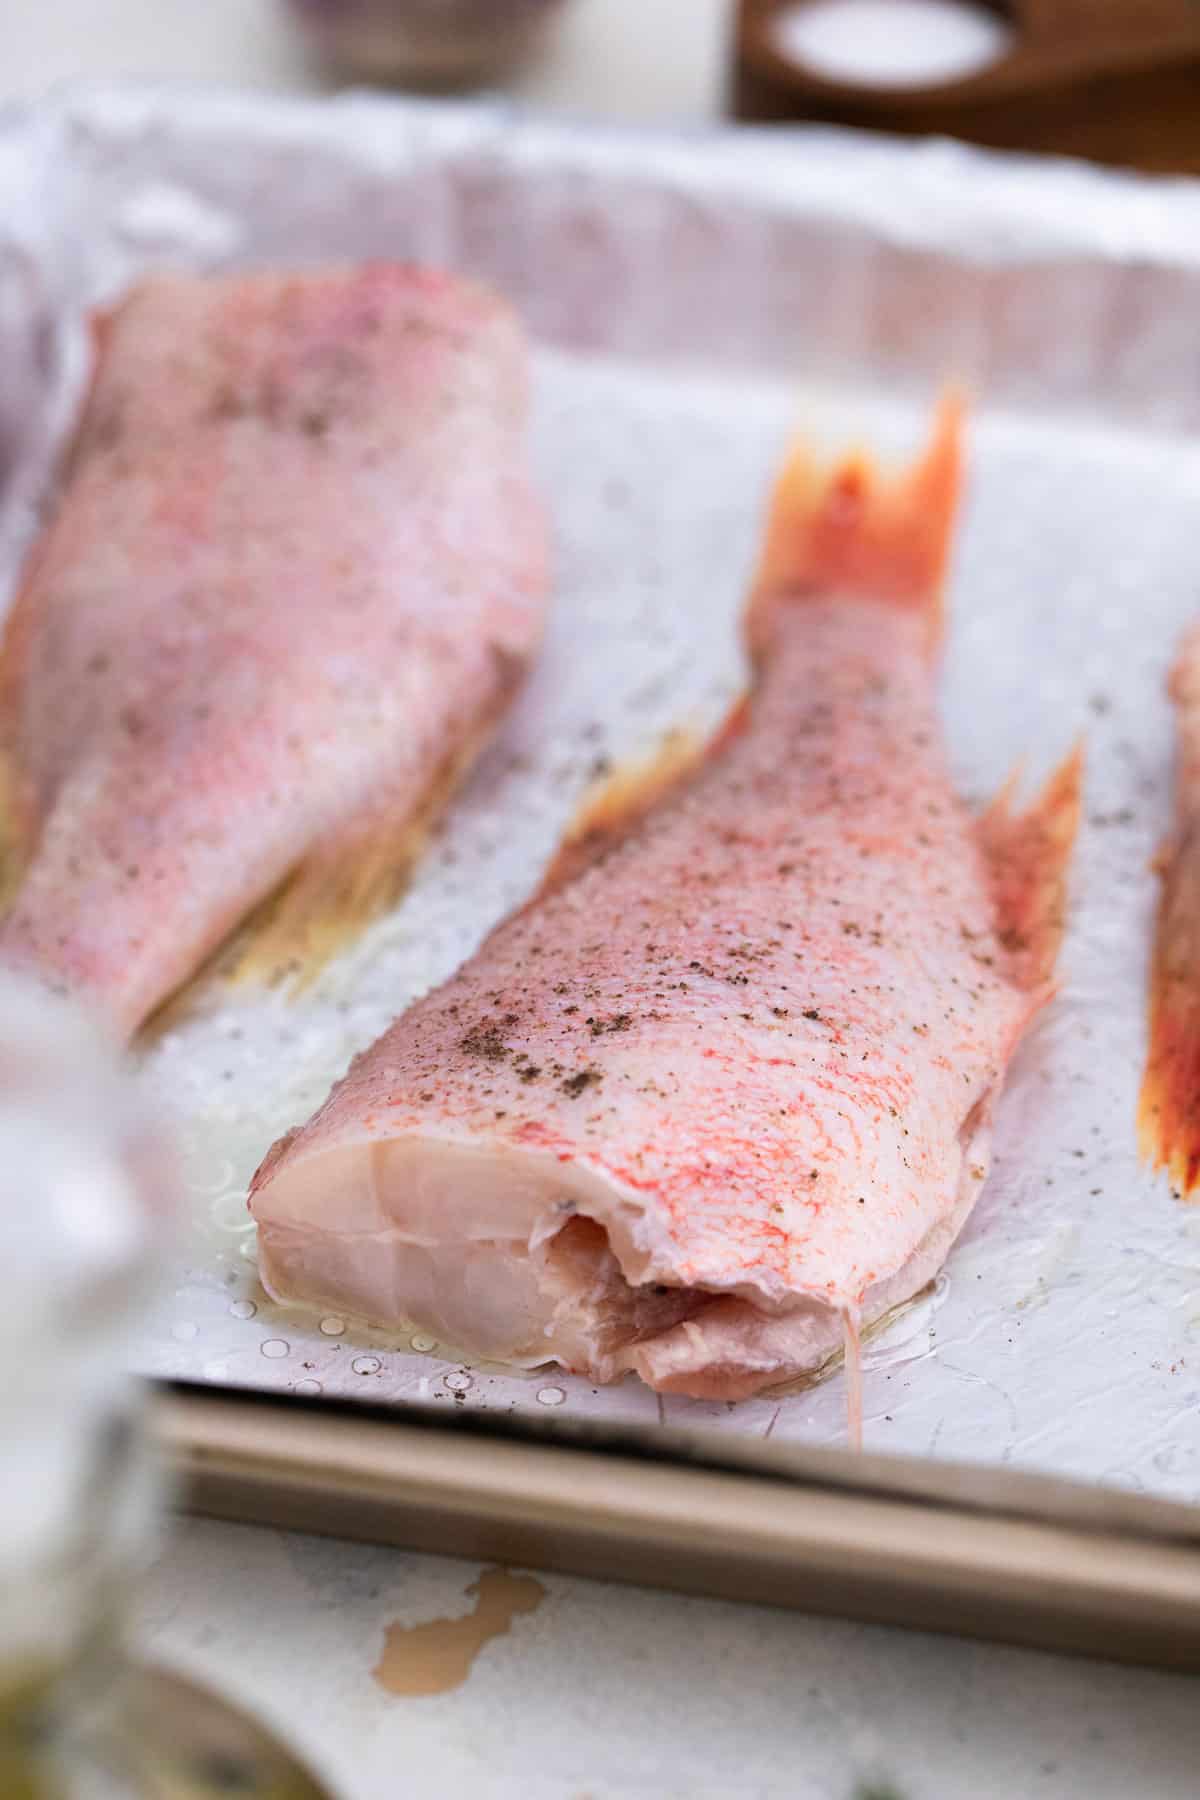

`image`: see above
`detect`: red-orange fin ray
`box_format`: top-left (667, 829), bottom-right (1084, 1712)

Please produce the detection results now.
top-left (747, 388), bottom-right (966, 664)
top-left (976, 743), bottom-right (1083, 998)
top-left (1139, 825), bottom-right (1200, 1198)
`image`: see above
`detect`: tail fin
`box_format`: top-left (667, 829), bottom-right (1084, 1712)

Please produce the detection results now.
top-left (1139, 826), bottom-right (1200, 1198)
top-left (976, 743), bottom-right (1083, 997)
top-left (747, 390), bottom-right (965, 664)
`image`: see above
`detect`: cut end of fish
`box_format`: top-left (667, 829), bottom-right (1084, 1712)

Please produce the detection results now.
top-left (1139, 825), bottom-right (1200, 1199)
top-left (976, 740), bottom-right (1084, 997)
top-left (746, 388), bottom-right (965, 664)
top-left (250, 1136), bottom-right (708, 1378)
top-left (249, 1128), bottom-right (969, 1401)
top-left (249, 1131), bottom-right (841, 1395)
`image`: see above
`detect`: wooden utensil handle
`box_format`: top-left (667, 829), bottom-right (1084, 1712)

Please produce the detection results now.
top-left (1017, 0), bottom-right (1197, 44)
top-left (732, 0), bottom-right (1200, 171)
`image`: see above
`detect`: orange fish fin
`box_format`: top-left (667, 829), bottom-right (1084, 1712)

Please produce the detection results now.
top-left (1138, 825), bottom-right (1200, 1198)
top-left (975, 742), bottom-right (1083, 996)
top-left (747, 389), bottom-right (965, 664)
top-left (537, 725), bottom-right (713, 900)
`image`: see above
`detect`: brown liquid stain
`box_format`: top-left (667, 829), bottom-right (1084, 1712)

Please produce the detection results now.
top-left (0, 754), bottom-right (25, 917)
top-left (373, 1567), bottom-right (546, 1698)
top-left (842, 1304), bottom-right (864, 1452)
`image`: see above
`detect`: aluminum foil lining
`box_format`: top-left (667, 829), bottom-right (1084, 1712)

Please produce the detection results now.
top-left (2, 85), bottom-right (1199, 1501)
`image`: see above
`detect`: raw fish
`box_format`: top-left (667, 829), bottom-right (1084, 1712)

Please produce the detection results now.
top-left (0, 265), bottom-right (548, 1035)
top-left (251, 400), bottom-right (1080, 1401)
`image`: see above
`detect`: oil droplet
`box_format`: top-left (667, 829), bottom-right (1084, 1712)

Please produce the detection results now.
top-left (228, 1298), bottom-right (257, 1320)
top-left (373, 1569), bottom-right (545, 1697)
top-left (211, 1191), bottom-right (255, 1233)
top-left (238, 1235), bottom-right (258, 1262)
top-left (184, 1157), bottom-right (236, 1197)
top-left (260, 1339), bottom-right (289, 1359)
top-left (319, 1315), bottom-right (346, 1336)
top-left (536, 1386), bottom-right (565, 1407)
top-left (410, 1333), bottom-right (437, 1354)
top-left (294, 1378), bottom-right (323, 1396)
top-left (171, 1320), bottom-right (198, 1342)
top-left (444, 1370), bottom-right (472, 1394)
top-left (352, 1355), bottom-right (382, 1376)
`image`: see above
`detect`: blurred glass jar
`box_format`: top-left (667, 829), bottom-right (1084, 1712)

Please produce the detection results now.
top-left (0, 974), bottom-right (172, 1798)
top-left (284, 0), bottom-right (568, 85)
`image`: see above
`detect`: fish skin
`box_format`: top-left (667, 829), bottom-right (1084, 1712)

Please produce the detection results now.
top-left (1139, 621), bottom-right (1200, 1197)
top-left (250, 399), bottom-right (1080, 1398)
top-left (0, 264), bottom-right (549, 1037)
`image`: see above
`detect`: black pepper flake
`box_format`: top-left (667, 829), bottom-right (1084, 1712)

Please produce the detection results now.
top-left (561, 1067), bottom-right (602, 1098)
top-left (587, 1013), bottom-right (632, 1038)
top-left (802, 1008), bottom-right (821, 1022)
top-left (460, 1023), bottom-right (510, 1061)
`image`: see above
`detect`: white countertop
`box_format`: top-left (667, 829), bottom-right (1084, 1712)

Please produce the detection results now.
top-left (4, 0), bottom-right (730, 121)
top-left (6, 7), bottom-right (1199, 1795)
top-left (142, 1518), bottom-right (1200, 1800)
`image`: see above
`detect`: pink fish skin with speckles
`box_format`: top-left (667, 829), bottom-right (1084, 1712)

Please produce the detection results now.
top-left (0, 264), bottom-right (549, 1036)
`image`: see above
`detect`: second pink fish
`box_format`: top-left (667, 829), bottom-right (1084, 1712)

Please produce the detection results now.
top-left (0, 264), bottom-right (549, 1035)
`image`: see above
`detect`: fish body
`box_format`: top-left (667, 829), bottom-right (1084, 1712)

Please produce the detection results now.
top-left (1139, 621), bottom-right (1200, 1195)
top-left (250, 401), bottom-right (1079, 1400)
top-left (0, 265), bottom-right (548, 1035)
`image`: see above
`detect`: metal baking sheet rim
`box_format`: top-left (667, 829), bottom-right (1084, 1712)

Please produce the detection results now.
top-left (4, 83), bottom-right (1200, 1651)
top-left (155, 1381), bottom-right (1200, 1671)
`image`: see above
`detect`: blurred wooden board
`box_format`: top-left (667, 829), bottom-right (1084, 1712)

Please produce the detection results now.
top-left (733, 0), bottom-right (1200, 171)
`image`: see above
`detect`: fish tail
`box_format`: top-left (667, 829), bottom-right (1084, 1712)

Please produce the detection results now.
top-left (1139, 825), bottom-right (1200, 1198)
top-left (747, 389), bottom-right (965, 663)
top-left (976, 742), bottom-right (1083, 996)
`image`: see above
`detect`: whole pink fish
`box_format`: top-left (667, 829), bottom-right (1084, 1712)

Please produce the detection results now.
top-left (251, 400), bottom-right (1080, 1401)
top-left (0, 265), bottom-right (548, 1036)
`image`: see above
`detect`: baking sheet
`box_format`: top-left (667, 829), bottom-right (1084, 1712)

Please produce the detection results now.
top-left (2, 86), bottom-right (1199, 1504)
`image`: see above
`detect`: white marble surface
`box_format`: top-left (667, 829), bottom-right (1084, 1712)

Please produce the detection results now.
top-left (140, 1519), bottom-right (1200, 1800)
top-left (6, 8), bottom-right (1199, 1796)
